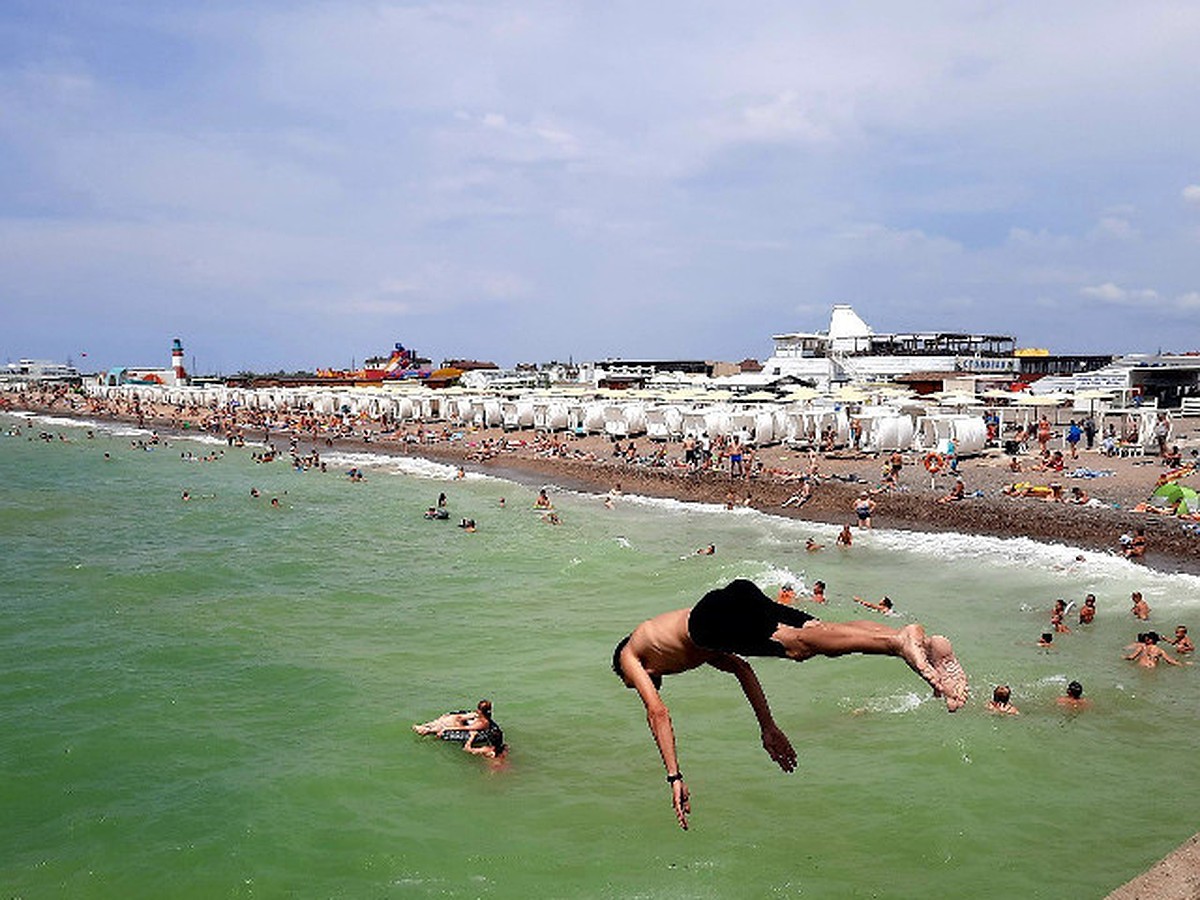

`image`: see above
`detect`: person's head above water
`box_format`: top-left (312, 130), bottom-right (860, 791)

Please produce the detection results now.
top-left (992, 685), bottom-right (1011, 704)
top-left (1066, 680), bottom-right (1083, 699)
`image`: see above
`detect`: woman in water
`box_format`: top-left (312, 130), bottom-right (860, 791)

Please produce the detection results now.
top-left (415, 700), bottom-right (508, 761)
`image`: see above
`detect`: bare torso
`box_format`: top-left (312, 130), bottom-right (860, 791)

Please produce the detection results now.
top-left (626, 608), bottom-right (717, 678)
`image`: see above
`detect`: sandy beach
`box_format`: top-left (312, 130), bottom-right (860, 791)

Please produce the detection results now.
top-left (7, 387), bottom-right (1199, 572)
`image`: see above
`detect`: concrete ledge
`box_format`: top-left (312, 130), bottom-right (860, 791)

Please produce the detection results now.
top-left (1105, 833), bottom-right (1200, 899)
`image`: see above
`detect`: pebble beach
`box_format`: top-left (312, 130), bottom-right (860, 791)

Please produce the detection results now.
top-left (6, 386), bottom-right (1199, 571)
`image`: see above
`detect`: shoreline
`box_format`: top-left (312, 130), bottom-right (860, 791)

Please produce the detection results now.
top-left (7, 395), bottom-right (1198, 575)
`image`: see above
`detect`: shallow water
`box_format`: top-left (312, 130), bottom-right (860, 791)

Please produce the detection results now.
top-left (2, 412), bottom-right (1198, 898)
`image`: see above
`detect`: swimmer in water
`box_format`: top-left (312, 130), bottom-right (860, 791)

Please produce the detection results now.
top-left (415, 700), bottom-right (507, 763)
top-left (1078, 594), bottom-right (1097, 625)
top-left (1170, 625), bottom-right (1194, 654)
top-left (1125, 632), bottom-right (1189, 668)
top-left (853, 596), bottom-right (895, 615)
top-left (985, 684), bottom-right (1020, 715)
top-left (1057, 680), bottom-right (1090, 709)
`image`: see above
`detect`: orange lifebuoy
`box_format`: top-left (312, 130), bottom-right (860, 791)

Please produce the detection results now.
top-left (923, 453), bottom-right (944, 473)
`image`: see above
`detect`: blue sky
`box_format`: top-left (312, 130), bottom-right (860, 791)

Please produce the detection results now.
top-left (3, 1), bottom-right (1199, 374)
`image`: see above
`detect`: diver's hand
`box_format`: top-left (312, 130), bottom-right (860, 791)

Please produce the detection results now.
top-left (671, 778), bottom-right (691, 830)
top-left (762, 724), bottom-right (797, 773)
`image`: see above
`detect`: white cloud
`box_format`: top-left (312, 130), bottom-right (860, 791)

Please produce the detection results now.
top-left (1175, 291), bottom-right (1200, 310)
top-left (1183, 185), bottom-right (1200, 206)
top-left (1089, 216), bottom-right (1137, 241)
top-left (1080, 282), bottom-right (1159, 304)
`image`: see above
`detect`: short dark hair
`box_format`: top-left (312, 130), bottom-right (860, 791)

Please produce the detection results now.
top-left (1067, 680), bottom-right (1083, 698)
top-left (612, 635), bottom-right (632, 680)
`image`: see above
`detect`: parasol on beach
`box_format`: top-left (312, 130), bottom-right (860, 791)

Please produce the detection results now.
top-left (932, 391), bottom-right (983, 407)
top-left (783, 386), bottom-right (821, 402)
top-left (1152, 481), bottom-right (1199, 515)
top-left (1015, 392), bottom-right (1069, 406)
top-left (831, 386), bottom-right (868, 403)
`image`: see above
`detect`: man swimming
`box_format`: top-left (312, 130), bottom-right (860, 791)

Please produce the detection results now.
top-left (612, 579), bottom-right (968, 829)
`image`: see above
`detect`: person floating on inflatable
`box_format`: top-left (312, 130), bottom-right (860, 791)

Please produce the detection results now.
top-left (414, 699), bottom-right (508, 763)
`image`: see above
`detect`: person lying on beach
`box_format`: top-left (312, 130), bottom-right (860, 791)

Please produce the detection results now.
top-left (612, 578), bottom-right (968, 829)
top-left (986, 685), bottom-right (1020, 715)
top-left (936, 478), bottom-right (966, 504)
top-left (1125, 632), bottom-right (1189, 668)
top-left (781, 479), bottom-right (813, 508)
top-left (1170, 625), bottom-right (1194, 653)
top-left (1057, 680), bottom-right (1090, 709)
top-left (1003, 481), bottom-right (1064, 501)
top-left (853, 596), bottom-right (895, 615)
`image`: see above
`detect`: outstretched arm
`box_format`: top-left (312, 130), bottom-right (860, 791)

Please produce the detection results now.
top-left (706, 653), bottom-right (797, 773)
top-left (619, 644), bottom-right (691, 830)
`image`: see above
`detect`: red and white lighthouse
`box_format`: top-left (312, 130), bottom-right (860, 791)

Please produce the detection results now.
top-left (171, 338), bottom-right (188, 385)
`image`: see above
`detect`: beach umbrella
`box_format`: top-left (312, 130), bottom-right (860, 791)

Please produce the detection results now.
top-left (1152, 482), bottom-right (1200, 515)
top-left (783, 386), bottom-right (820, 401)
top-left (1015, 393), bottom-right (1068, 406)
top-left (933, 391), bottom-right (983, 407)
top-left (831, 386), bottom-right (867, 403)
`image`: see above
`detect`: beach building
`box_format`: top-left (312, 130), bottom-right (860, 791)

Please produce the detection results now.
top-left (762, 305), bottom-right (1016, 392)
top-left (1034, 353), bottom-right (1200, 410)
top-left (1, 359), bottom-right (81, 386)
top-left (100, 338), bottom-right (190, 388)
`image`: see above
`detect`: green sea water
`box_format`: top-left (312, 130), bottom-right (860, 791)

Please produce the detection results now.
top-left (2, 411), bottom-right (1198, 899)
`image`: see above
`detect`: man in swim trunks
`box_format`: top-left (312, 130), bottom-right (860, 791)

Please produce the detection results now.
top-left (612, 579), bottom-right (968, 830)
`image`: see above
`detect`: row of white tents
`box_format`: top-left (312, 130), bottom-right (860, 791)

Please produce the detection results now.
top-left (81, 383), bottom-right (993, 455)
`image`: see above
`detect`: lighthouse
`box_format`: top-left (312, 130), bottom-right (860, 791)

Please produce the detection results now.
top-left (171, 338), bottom-right (188, 385)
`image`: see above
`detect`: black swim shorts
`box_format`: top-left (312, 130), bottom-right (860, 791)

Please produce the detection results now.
top-left (688, 579), bottom-right (817, 657)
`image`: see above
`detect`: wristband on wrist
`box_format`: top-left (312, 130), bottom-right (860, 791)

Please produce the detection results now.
top-left (666, 772), bottom-right (683, 784)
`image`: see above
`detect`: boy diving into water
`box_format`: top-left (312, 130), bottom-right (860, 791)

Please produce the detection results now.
top-left (613, 579), bottom-right (968, 829)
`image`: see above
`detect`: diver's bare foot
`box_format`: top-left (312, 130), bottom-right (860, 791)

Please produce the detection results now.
top-left (926, 634), bottom-right (968, 711)
top-left (896, 625), bottom-right (968, 711)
